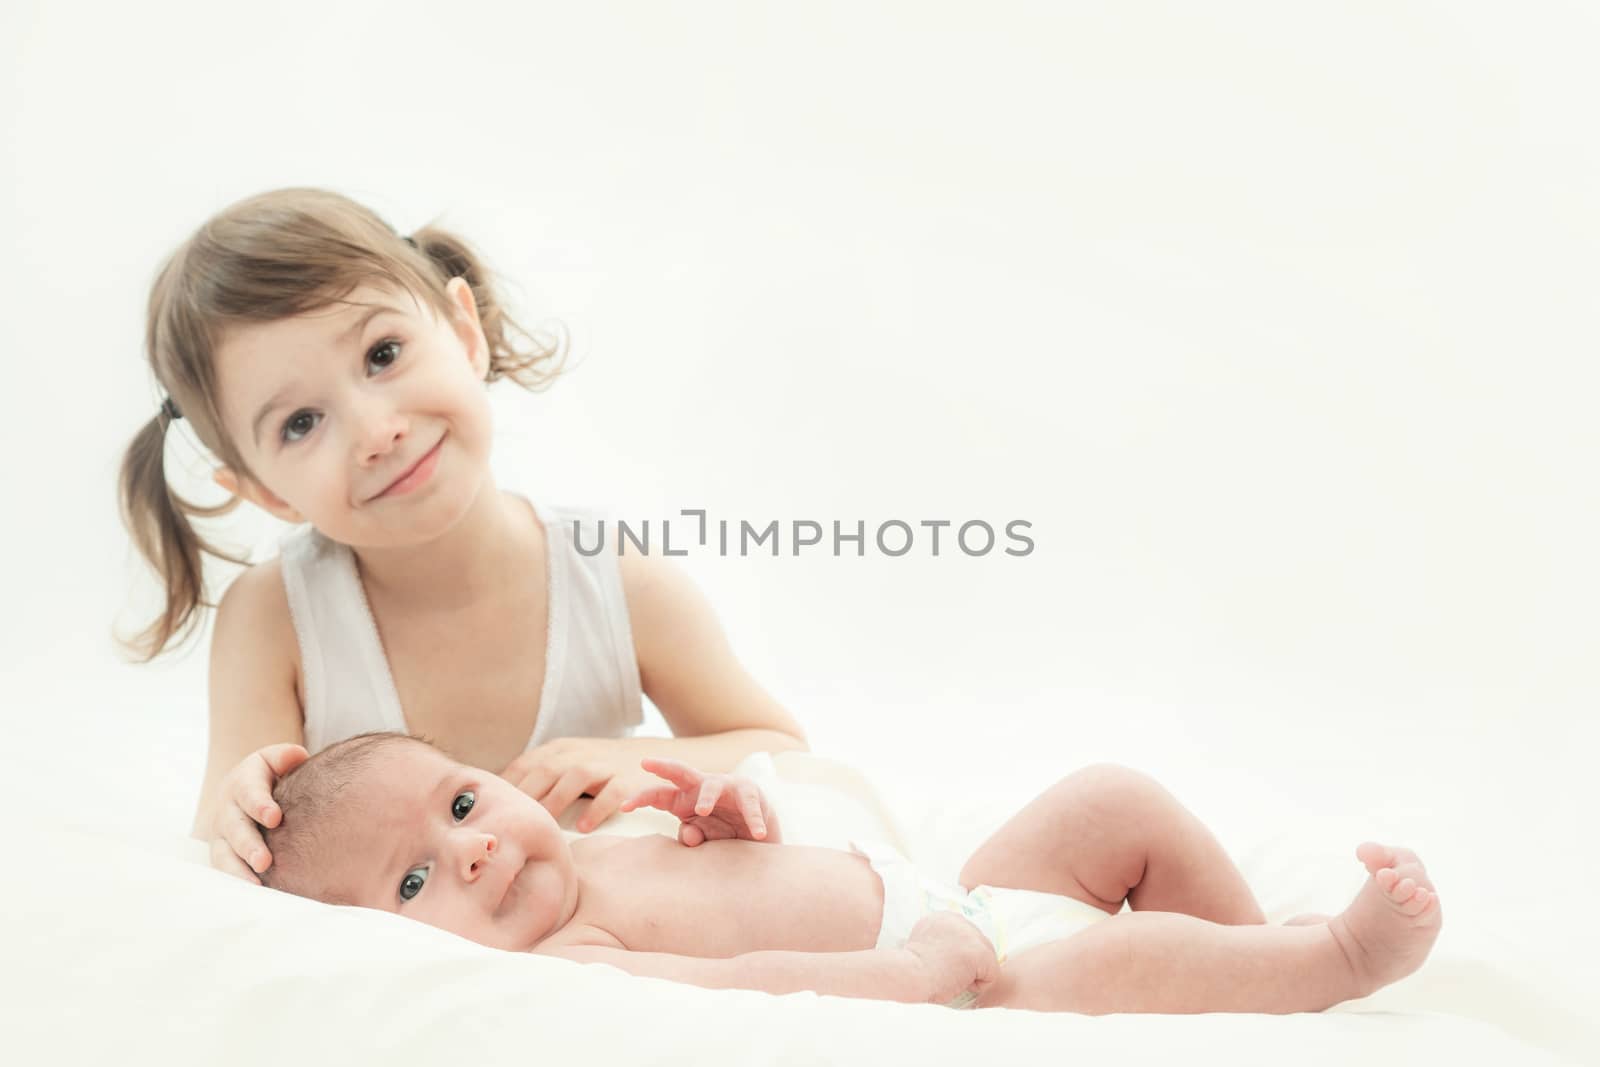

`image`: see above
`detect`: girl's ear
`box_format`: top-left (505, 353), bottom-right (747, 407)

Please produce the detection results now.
top-left (445, 276), bottom-right (492, 380)
top-left (214, 467), bottom-right (304, 524)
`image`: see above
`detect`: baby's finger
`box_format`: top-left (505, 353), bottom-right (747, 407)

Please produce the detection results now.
top-left (738, 786), bottom-right (767, 839)
top-left (639, 757), bottom-right (701, 787)
top-left (209, 837), bottom-right (262, 885)
top-left (694, 777), bottom-right (725, 816)
top-left (620, 785), bottom-right (681, 813)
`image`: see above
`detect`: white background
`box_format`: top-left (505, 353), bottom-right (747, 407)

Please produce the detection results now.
top-left (2, 0), bottom-right (1595, 984)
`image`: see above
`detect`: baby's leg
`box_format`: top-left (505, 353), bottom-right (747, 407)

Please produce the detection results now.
top-left (976, 842), bottom-right (1442, 1014)
top-left (959, 763), bottom-right (1266, 925)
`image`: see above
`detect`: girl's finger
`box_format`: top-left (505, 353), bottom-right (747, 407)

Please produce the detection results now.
top-left (510, 766), bottom-right (559, 803)
top-left (210, 836), bottom-right (262, 885)
top-left (540, 767), bottom-right (600, 821)
top-left (679, 823), bottom-right (706, 848)
top-left (221, 807), bottom-right (272, 873)
top-left (579, 779), bottom-right (634, 833)
top-left (500, 751), bottom-right (530, 781)
top-left (228, 765), bottom-right (284, 827)
top-left (694, 777), bottom-right (724, 816)
top-left (256, 743), bottom-right (310, 778)
top-left (231, 783), bottom-right (281, 829)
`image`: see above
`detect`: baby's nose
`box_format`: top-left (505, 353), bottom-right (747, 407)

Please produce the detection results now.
top-left (462, 833), bottom-right (498, 879)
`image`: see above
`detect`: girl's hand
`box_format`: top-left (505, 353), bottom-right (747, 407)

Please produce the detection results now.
top-left (903, 912), bottom-right (999, 1006)
top-left (501, 737), bottom-right (666, 834)
top-left (619, 756), bottom-right (782, 846)
top-left (207, 742), bottom-right (309, 883)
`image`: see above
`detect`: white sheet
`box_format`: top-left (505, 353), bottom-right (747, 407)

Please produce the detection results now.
top-left (4, 751), bottom-right (1592, 1067)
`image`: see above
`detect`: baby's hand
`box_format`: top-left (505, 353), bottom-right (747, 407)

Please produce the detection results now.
top-left (619, 757), bottom-right (783, 846)
top-left (903, 913), bottom-right (999, 1007)
top-left (207, 743), bottom-right (309, 883)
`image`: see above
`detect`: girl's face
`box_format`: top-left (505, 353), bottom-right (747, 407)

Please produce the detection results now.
top-left (211, 277), bottom-right (495, 548)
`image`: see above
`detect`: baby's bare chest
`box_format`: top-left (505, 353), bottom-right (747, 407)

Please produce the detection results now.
top-left (569, 836), bottom-right (886, 957)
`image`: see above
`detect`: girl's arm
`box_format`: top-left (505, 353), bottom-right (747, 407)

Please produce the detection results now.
top-left (616, 549), bottom-right (809, 765)
top-left (503, 552), bottom-right (808, 828)
top-left (193, 561), bottom-right (307, 878)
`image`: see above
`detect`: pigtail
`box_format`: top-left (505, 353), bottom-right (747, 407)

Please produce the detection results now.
top-left (408, 227), bottom-right (570, 391)
top-left (116, 412), bottom-right (247, 661)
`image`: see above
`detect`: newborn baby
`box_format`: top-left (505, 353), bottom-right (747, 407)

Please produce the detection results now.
top-left (260, 732), bottom-right (1442, 1012)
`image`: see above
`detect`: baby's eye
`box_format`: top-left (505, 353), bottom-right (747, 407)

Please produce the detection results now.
top-left (281, 409), bottom-right (321, 443)
top-left (451, 790), bottom-right (476, 821)
top-left (399, 865), bottom-right (428, 902)
top-left (367, 339), bottom-right (401, 374)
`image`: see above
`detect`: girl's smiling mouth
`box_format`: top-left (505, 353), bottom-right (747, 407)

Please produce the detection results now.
top-left (369, 435), bottom-right (445, 501)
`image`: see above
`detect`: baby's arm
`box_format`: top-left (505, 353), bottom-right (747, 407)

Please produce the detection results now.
top-left (537, 943), bottom-right (930, 1004)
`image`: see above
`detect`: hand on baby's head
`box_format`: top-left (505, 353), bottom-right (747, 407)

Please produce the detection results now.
top-left (258, 731), bottom-right (427, 905)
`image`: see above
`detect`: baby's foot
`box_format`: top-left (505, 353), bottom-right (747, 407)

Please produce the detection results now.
top-left (1326, 842), bottom-right (1443, 998)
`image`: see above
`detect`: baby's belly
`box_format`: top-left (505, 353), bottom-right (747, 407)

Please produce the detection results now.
top-left (590, 837), bottom-right (885, 957)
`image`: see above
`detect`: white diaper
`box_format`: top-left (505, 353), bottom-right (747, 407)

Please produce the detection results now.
top-left (850, 838), bottom-right (1113, 1008)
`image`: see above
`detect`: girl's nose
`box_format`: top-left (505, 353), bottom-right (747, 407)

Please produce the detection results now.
top-left (354, 404), bottom-right (408, 466)
top-left (459, 832), bottom-right (497, 881)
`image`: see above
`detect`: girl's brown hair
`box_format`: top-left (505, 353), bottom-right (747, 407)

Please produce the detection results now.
top-left (118, 187), bottom-right (566, 661)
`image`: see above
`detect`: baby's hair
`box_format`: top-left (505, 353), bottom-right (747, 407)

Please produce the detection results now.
top-left (118, 186), bottom-right (569, 660)
top-left (260, 730), bottom-right (441, 905)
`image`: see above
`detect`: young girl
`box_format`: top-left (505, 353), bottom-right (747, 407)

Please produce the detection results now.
top-left (118, 186), bottom-right (808, 885)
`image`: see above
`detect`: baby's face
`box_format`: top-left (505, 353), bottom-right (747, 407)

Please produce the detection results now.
top-left (327, 743), bottom-right (578, 951)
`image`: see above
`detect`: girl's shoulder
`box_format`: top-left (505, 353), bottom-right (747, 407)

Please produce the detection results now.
top-left (213, 545), bottom-right (302, 687)
top-left (208, 555), bottom-right (306, 750)
top-left (214, 554), bottom-right (296, 652)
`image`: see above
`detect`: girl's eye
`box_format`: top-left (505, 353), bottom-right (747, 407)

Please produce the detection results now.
top-left (367, 339), bottom-right (401, 374)
top-left (276, 338), bottom-right (398, 444)
top-left (281, 409), bottom-right (321, 443)
top-left (399, 866), bottom-right (428, 902)
top-left (451, 791), bottom-right (476, 821)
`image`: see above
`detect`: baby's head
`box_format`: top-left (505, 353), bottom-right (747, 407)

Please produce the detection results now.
top-left (261, 731), bottom-right (579, 951)
top-left (118, 186), bottom-right (568, 662)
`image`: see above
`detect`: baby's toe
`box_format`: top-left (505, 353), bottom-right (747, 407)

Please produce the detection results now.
top-left (1396, 886), bottom-right (1434, 917)
top-left (1391, 876), bottom-right (1417, 901)
top-left (1392, 858), bottom-right (1431, 886)
top-left (1375, 867), bottom-right (1400, 892)
top-left (1358, 841), bottom-right (1396, 874)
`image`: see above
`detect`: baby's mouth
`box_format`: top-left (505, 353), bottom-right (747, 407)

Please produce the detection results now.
top-left (494, 858), bottom-right (529, 914)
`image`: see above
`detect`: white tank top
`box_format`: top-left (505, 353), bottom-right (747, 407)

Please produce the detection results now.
top-left (278, 497), bottom-right (643, 755)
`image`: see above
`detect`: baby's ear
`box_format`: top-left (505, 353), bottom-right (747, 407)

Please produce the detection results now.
top-left (214, 467), bottom-right (303, 524)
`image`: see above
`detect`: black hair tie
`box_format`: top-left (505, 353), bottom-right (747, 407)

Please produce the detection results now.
top-left (160, 396), bottom-right (182, 421)
top-left (403, 235), bottom-right (418, 249)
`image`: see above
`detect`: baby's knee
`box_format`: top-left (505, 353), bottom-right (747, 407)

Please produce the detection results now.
top-left (1066, 763), bottom-right (1175, 822)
